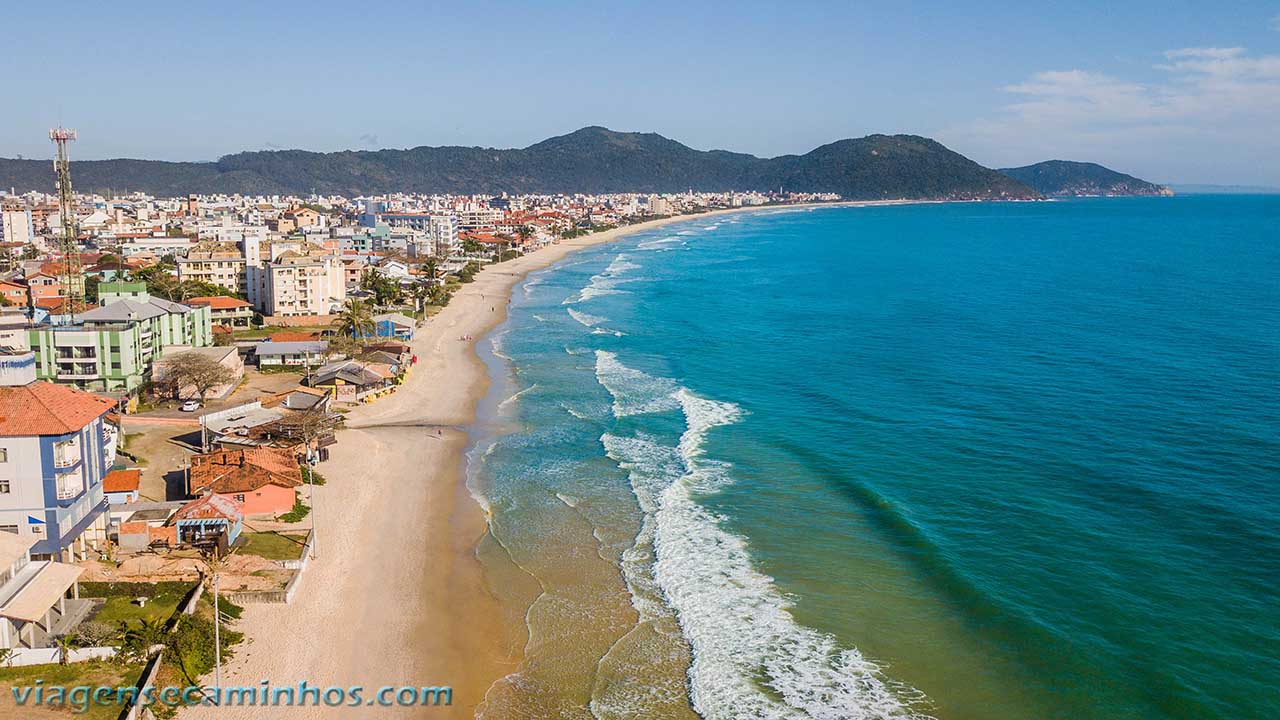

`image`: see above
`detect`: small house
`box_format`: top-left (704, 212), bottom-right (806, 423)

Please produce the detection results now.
top-left (187, 447), bottom-right (303, 516)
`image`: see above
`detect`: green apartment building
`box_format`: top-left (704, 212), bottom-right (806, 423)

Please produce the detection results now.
top-left (28, 282), bottom-right (213, 392)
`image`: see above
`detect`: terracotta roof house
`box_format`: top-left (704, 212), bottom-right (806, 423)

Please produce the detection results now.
top-left (187, 447), bottom-right (302, 516)
top-left (187, 296), bottom-right (254, 328)
top-left (102, 468), bottom-right (141, 505)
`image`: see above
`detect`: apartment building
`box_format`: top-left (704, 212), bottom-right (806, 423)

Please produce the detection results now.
top-left (0, 350), bottom-right (116, 560)
top-left (27, 282), bottom-right (213, 392)
top-left (0, 210), bottom-right (34, 246)
top-left (177, 241), bottom-right (247, 294)
top-left (246, 246), bottom-right (346, 318)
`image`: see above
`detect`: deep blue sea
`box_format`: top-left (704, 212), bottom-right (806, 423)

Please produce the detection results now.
top-left (470, 197), bottom-right (1279, 720)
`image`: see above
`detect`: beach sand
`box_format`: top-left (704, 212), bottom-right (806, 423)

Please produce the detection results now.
top-left (180, 203), bottom-right (891, 718)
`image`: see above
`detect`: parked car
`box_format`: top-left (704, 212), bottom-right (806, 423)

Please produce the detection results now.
top-left (180, 400), bottom-right (201, 412)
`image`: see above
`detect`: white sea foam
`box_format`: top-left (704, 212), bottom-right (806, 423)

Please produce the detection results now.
top-left (497, 383), bottom-right (538, 414)
top-left (560, 402), bottom-right (594, 421)
top-left (523, 275), bottom-right (546, 297)
top-left (567, 308), bottom-right (607, 327)
top-left (593, 351), bottom-right (680, 417)
top-left (592, 328), bottom-right (625, 337)
top-left (489, 332), bottom-right (512, 361)
top-left (565, 253), bottom-right (643, 303)
top-left (593, 354), bottom-right (929, 719)
top-left (637, 236), bottom-right (683, 251)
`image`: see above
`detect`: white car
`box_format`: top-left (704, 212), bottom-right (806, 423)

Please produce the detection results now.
top-left (180, 400), bottom-right (201, 413)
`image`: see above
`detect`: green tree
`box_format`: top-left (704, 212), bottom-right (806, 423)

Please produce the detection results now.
top-left (83, 275), bottom-right (101, 304)
top-left (425, 284), bottom-right (449, 306)
top-left (359, 269), bottom-right (401, 306)
top-left (335, 298), bottom-right (375, 343)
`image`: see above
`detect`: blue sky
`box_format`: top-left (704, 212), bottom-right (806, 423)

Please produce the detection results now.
top-left (3, 1), bottom-right (1279, 184)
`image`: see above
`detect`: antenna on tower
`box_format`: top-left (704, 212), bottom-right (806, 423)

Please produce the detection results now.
top-left (49, 127), bottom-right (82, 323)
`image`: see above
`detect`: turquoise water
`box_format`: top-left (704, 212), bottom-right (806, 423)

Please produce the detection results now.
top-left (471, 197), bottom-right (1280, 719)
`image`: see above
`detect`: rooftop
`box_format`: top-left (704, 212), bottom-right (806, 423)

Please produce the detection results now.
top-left (187, 296), bottom-right (252, 310)
top-left (189, 447), bottom-right (302, 495)
top-left (254, 341), bottom-right (329, 355)
top-left (103, 468), bottom-right (142, 493)
top-left (0, 381), bottom-right (116, 437)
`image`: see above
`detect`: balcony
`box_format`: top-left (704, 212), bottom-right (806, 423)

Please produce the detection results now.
top-left (55, 468), bottom-right (84, 500)
top-left (55, 347), bottom-right (97, 360)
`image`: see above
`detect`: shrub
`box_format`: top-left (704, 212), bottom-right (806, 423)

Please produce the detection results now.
top-left (278, 498), bottom-right (311, 523)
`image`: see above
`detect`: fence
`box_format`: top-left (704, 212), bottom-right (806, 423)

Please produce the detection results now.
top-left (1, 646), bottom-right (116, 667)
top-left (230, 529), bottom-right (313, 604)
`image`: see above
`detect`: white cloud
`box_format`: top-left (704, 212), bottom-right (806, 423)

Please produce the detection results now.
top-left (944, 46), bottom-right (1280, 183)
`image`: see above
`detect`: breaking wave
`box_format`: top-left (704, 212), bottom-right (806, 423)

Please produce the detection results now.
top-left (595, 353), bottom-right (930, 720)
top-left (565, 253), bottom-right (643, 304)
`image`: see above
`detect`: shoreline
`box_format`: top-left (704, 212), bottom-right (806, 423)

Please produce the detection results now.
top-left (181, 200), bottom-right (908, 719)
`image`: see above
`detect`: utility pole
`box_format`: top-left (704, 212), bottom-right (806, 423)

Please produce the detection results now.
top-left (49, 128), bottom-right (82, 323)
top-left (308, 451), bottom-right (318, 560)
top-left (213, 568), bottom-right (222, 691)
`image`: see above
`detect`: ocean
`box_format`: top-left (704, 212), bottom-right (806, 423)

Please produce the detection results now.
top-left (467, 197), bottom-right (1279, 719)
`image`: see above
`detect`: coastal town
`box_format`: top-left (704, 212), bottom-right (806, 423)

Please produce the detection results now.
top-left (0, 130), bottom-right (839, 716)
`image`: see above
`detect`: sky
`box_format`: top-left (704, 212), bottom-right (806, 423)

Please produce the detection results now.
top-left (3, 1), bottom-right (1279, 185)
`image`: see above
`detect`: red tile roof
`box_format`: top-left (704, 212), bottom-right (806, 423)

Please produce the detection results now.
top-left (32, 296), bottom-right (93, 313)
top-left (103, 468), bottom-right (141, 493)
top-left (188, 447), bottom-right (302, 495)
top-left (174, 494), bottom-right (243, 522)
top-left (187, 296), bottom-right (252, 310)
top-left (0, 382), bottom-right (116, 437)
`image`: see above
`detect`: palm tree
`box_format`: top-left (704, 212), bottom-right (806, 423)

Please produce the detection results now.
top-left (425, 284), bottom-right (449, 307)
top-left (335, 299), bottom-right (375, 345)
top-left (418, 257), bottom-right (438, 282)
top-left (54, 634), bottom-right (76, 665)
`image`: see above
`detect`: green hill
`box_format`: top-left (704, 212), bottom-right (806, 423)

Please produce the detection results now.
top-left (999, 160), bottom-right (1172, 197)
top-left (0, 127), bottom-right (1038, 200)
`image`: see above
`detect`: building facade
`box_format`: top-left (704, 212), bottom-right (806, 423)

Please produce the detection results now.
top-left (247, 249), bottom-right (346, 317)
top-left (177, 241), bottom-right (247, 294)
top-left (27, 282), bottom-right (213, 392)
top-left (0, 351), bottom-right (116, 560)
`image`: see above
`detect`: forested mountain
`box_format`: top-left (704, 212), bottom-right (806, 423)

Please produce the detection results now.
top-left (999, 160), bottom-right (1173, 197)
top-left (0, 127), bottom-right (1038, 200)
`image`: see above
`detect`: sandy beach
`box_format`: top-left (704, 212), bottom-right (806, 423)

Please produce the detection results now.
top-left (179, 206), bottom-right (823, 719)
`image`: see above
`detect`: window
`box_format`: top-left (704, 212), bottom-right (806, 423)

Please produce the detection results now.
top-left (0, 448), bottom-right (6, 462)
top-left (54, 438), bottom-right (80, 468)
top-left (0, 525), bottom-right (17, 534)
top-left (0, 479), bottom-right (9, 494)
top-left (233, 494), bottom-right (245, 503)
top-left (56, 470), bottom-right (83, 500)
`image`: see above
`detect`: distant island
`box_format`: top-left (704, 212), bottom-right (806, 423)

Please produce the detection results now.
top-left (999, 160), bottom-right (1173, 197)
top-left (0, 127), bottom-right (1036, 200)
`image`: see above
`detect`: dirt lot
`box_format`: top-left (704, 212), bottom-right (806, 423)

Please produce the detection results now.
top-left (139, 366), bottom-right (304, 420)
top-left (119, 421), bottom-right (201, 502)
top-left (79, 549), bottom-right (293, 593)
